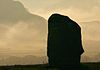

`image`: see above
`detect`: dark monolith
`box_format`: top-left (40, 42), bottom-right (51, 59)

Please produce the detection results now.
top-left (47, 13), bottom-right (84, 70)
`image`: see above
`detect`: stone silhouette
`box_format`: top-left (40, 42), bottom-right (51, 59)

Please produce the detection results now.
top-left (47, 14), bottom-right (84, 69)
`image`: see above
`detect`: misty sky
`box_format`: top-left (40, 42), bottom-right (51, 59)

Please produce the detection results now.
top-left (0, 0), bottom-right (100, 59)
top-left (13, 0), bottom-right (100, 57)
top-left (16, 0), bottom-right (100, 22)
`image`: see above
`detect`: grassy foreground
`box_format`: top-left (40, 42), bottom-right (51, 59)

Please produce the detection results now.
top-left (0, 63), bottom-right (100, 70)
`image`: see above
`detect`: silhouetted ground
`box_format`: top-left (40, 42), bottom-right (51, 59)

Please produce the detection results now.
top-left (0, 63), bottom-right (100, 70)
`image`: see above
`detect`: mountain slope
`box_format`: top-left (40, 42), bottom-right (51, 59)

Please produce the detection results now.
top-left (0, 0), bottom-right (47, 57)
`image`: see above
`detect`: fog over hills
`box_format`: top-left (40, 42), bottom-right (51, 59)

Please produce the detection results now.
top-left (0, 55), bottom-right (48, 66)
top-left (80, 21), bottom-right (100, 57)
top-left (0, 0), bottom-right (47, 57)
top-left (0, 0), bottom-right (100, 65)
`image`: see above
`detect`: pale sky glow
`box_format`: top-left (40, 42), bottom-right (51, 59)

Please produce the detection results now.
top-left (16, 0), bottom-right (100, 22)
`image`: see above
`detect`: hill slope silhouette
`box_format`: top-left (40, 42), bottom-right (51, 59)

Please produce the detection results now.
top-left (0, 0), bottom-right (47, 58)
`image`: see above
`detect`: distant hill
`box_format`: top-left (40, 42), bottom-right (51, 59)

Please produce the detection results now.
top-left (0, 0), bottom-right (46, 22)
top-left (0, 0), bottom-right (47, 57)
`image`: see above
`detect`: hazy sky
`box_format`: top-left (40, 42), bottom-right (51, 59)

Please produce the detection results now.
top-left (13, 0), bottom-right (100, 57)
top-left (16, 0), bottom-right (100, 22)
top-left (0, 0), bottom-right (100, 64)
top-left (0, 0), bottom-right (100, 58)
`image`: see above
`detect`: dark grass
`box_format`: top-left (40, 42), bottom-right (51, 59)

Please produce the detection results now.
top-left (82, 62), bottom-right (100, 70)
top-left (0, 62), bottom-right (100, 70)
